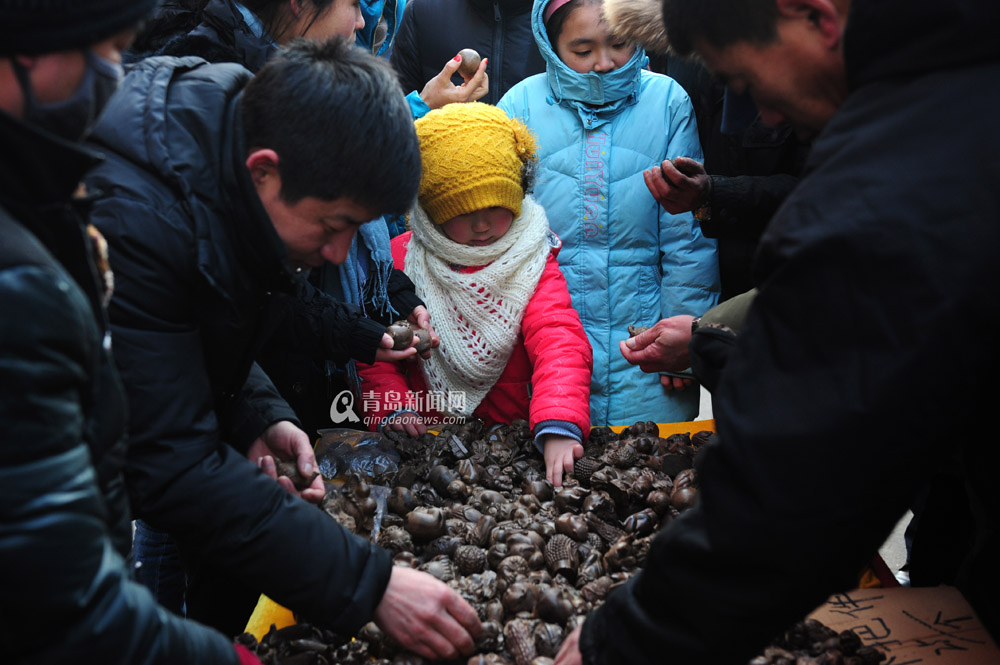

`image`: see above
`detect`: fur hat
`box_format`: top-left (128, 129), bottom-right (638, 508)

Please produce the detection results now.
top-left (602, 0), bottom-right (672, 54)
top-left (414, 102), bottom-right (537, 225)
top-left (0, 0), bottom-right (159, 55)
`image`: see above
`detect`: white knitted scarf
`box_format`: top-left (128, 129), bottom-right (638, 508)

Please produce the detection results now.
top-left (405, 196), bottom-right (551, 416)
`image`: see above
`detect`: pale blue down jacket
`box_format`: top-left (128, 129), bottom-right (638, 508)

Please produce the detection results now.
top-left (498, 0), bottom-right (719, 426)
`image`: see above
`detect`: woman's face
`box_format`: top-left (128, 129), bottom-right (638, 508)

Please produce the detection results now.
top-left (554, 3), bottom-right (635, 74)
top-left (286, 0), bottom-right (364, 43)
top-left (440, 207), bottom-right (515, 247)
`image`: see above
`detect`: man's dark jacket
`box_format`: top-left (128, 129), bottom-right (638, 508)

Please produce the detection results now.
top-left (649, 54), bottom-right (810, 302)
top-left (390, 0), bottom-right (544, 105)
top-left (0, 112), bottom-right (236, 662)
top-left (581, 1), bottom-right (1000, 663)
top-left (128, 0), bottom-right (425, 437)
top-left (85, 57), bottom-right (392, 636)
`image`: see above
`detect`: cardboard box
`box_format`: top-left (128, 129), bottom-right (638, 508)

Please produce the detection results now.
top-left (809, 586), bottom-right (1000, 664)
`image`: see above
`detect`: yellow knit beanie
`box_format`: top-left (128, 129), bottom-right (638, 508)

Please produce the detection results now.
top-left (414, 102), bottom-right (537, 225)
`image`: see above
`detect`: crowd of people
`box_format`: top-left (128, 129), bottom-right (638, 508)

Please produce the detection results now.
top-left (1, 0), bottom-right (997, 663)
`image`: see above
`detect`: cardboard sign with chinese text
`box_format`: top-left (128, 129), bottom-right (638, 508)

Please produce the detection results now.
top-left (809, 586), bottom-right (999, 664)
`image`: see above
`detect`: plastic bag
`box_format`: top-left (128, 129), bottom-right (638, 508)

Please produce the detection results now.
top-left (314, 428), bottom-right (400, 482)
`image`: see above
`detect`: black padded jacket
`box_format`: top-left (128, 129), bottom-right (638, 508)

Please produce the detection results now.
top-left (0, 110), bottom-right (239, 663)
top-left (85, 57), bottom-right (393, 637)
top-left (581, 1), bottom-right (1000, 663)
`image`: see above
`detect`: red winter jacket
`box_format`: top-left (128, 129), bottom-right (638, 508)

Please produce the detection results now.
top-left (358, 231), bottom-right (592, 437)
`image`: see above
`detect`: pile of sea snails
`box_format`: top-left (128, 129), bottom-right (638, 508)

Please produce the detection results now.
top-left (749, 618), bottom-right (885, 665)
top-left (238, 420), bottom-right (882, 665)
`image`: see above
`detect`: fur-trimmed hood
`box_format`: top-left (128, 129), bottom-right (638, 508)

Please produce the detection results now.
top-left (601, 0), bottom-right (670, 54)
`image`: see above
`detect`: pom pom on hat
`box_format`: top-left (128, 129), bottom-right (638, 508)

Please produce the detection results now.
top-left (414, 102), bottom-right (537, 225)
top-left (0, 0), bottom-right (159, 55)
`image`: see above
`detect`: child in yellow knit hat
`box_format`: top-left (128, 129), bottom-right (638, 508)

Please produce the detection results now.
top-left (359, 102), bottom-right (593, 486)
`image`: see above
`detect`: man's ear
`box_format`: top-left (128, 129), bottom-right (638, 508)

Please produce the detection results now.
top-left (289, 0), bottom-right (302, 18)
top-left (245, 149), bottom-right (281, 188)
top-left (775, 0), bottom-right (846, 49)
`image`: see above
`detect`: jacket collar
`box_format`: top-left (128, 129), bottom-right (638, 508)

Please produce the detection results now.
top-left (0, 110), bottom-right (110, 323)
top-left (219, 97), bottom-right (299, 291)
top-left (532, 0), bottom-right (646, 111)
top-left (196, 0), bottom-right (278, 72)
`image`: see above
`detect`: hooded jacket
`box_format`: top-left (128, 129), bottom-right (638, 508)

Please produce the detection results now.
top-left (137, 0), bottom-right (277, 69)
top-left (358, 230), bottom-right (592, 438)
top-left (85, 57), bottom-right (392, 637)
top-left (498, 0), bottom-right (719, 426)
top-left (0, 111), bottom-right (239, 663)
top-left (601, 0), bottom-right (809, 302)
top-left (390, 0), bottom-right (545, 105)
top-left (358, 0), bottom-right (406, 57)
top-left (581, 1), bottom-right (1000, 663)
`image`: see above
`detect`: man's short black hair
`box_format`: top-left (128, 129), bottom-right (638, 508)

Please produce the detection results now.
top-left (662, 0), bottom-right (779, 56)
top-left (241, 36), bottom-right (420, 216)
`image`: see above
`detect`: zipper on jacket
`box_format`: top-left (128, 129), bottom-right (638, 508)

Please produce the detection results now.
top-left (491, 1), bottom-right (503, 105)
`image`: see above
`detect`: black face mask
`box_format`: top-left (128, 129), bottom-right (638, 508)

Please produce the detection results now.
top-left (12, 49), bottom-right (123, 142)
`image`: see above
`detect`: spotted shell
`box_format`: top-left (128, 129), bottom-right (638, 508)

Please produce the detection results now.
top-left (412, 327), bottom-right (433, 353)
top-left (386, 320), bottom-right (413, 350)
top-left (627, 324), bottom-right (649, 337)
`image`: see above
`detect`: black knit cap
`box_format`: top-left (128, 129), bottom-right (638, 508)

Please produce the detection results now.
top-left (0, 0), bottom-right (160, 55)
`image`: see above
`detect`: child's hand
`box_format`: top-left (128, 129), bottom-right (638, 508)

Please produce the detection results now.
top-left (385, 411), bottom-right (427, 437)
top-left (408, 305), bottom-right (440, 359)
top-left (544, 436), bottom-right (584, 487)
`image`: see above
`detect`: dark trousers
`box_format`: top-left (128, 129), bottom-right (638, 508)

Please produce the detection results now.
top-left (132, 519), bottom-right (187, 616)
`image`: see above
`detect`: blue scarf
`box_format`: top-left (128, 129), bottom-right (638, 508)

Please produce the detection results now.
top-left (233, 0), bottom-right (276, 43)
top-left (324, 218), bottom-right (398, 393)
